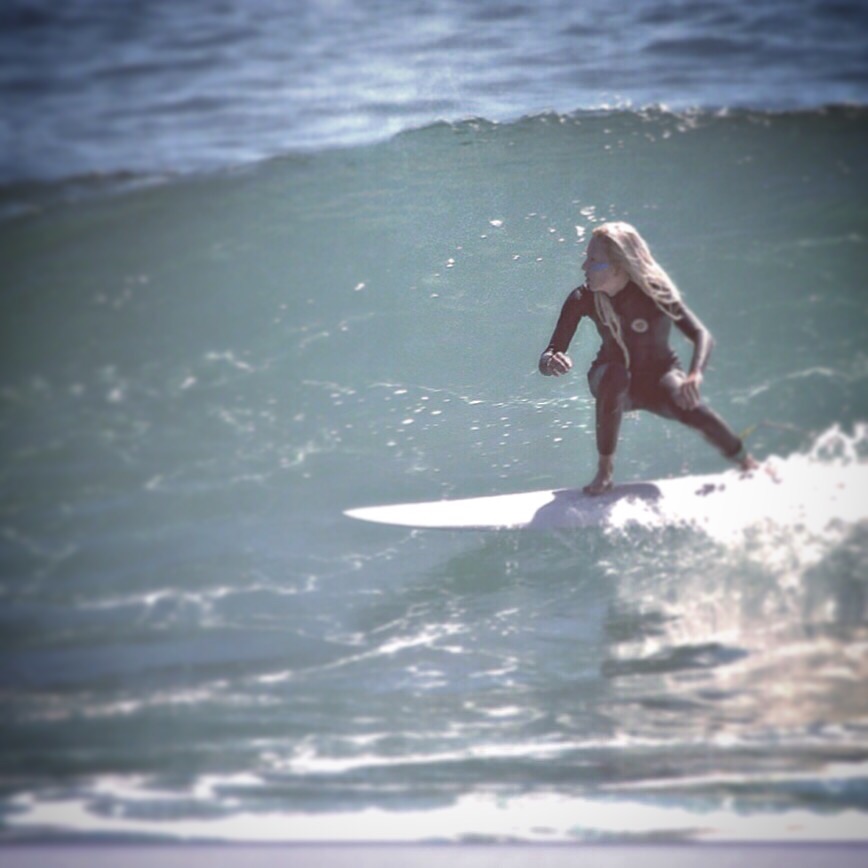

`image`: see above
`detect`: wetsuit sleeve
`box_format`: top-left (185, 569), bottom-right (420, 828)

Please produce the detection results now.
top-left (544, 287), bottom-right (588, 354)
top-left (539, 287), bottom-right (588, 375)
top-left (671, 300), bottom-right (714, 374)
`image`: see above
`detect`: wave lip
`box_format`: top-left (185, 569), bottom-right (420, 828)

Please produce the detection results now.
top-left (2, 0), bottom-right (867, 184)
top-left (3, 102), bottom-right (867, 220)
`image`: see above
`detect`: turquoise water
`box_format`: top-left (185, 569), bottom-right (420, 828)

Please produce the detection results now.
top-left (1, 108), bottom-right (867, 841)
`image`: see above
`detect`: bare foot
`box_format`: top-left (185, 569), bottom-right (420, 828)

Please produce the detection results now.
top-left (584, 455), bottom-right (614, 496)
top-left (737, 453), bottom-right (759, 475)
top-left (737, 453), bottom-right (781, 483)
top-left (583, 470), bottom-right (614, 496)
top-left (749, 458), bottom-right (781, 483)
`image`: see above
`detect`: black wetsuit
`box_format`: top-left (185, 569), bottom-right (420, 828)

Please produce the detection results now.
top-left (542, 282), bottom-right (743, 458)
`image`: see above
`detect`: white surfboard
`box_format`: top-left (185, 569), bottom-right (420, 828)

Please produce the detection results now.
top-left (344, 471), bottom-right (752, 531)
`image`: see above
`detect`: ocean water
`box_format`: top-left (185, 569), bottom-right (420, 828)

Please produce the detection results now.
top-left (1, 0), bottom-right (868, 846)
top-left (3, 0), bottom-right (868, 182)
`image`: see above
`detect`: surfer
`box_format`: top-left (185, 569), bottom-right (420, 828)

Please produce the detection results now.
top-left (539, 221), bottom-right (757, 495)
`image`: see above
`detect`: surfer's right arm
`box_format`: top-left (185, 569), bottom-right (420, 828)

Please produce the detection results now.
top-left (539, 286), bottom-right (586, 376)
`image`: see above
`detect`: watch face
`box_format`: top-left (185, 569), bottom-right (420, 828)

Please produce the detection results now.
top-left (631, 318), bottom-right (649, 333)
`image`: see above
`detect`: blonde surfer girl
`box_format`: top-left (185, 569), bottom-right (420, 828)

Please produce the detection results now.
top-left (540, 221), bottom-right (757, 494)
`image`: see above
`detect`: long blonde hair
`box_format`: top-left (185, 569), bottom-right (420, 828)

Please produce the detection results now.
top-left (590, 222), bottom-right (682, 368)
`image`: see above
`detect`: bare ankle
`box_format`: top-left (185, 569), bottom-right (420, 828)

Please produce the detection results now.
top-left (737, 451), bottom-right (758, 472)
top-left (584, 454), bottom-right (614, 496)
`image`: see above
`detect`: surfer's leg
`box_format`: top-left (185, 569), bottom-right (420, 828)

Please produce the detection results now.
top-left (586, 362), bottom-right (629, 494)
top-left (653, 371), bottom-right (753, 466)
top-left (589, 362), bottom-right (630, 455)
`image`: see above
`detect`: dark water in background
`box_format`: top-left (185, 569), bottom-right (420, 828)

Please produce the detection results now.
top-left (1, 0), bottom-right (868, 845)
top-left (1, 0), bottom-right (868, 183)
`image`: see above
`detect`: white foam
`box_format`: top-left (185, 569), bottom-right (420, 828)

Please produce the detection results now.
top-left (606, 425), bottom-right (868, 564)
top-left (8, 781), bottom-right (867, 842)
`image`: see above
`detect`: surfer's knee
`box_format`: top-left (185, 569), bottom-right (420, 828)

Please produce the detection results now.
top-left (659, 369), bottom-right (685, 397)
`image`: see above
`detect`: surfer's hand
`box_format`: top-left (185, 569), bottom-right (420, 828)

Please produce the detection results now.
top-left (540, 351), bottom-right (572, 376)
top-left (676, 371), bottom-right (702, 409)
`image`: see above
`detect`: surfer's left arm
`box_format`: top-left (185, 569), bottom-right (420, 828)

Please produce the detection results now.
top-left (671, 301), bottom-right (714, 409)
